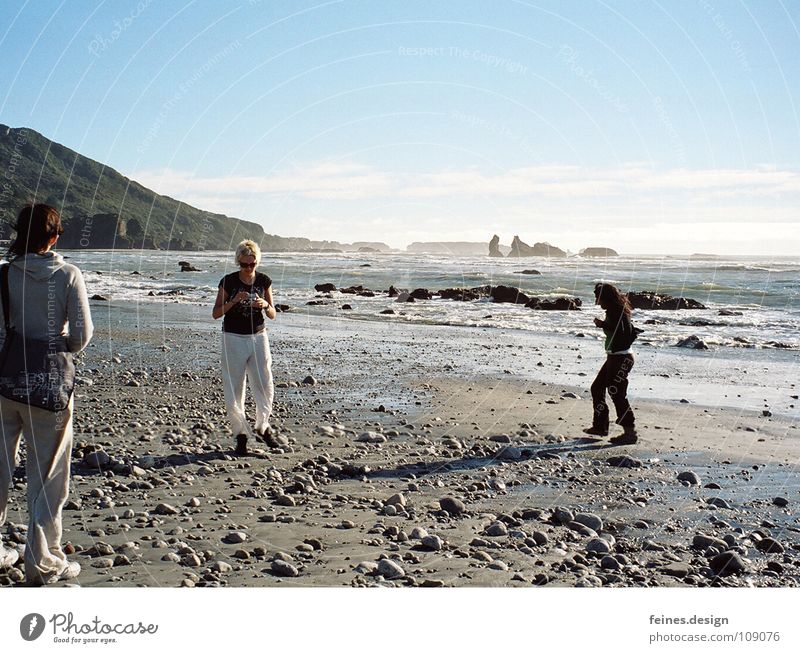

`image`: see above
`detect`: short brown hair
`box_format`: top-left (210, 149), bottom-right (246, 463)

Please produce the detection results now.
top-left (8, 204), bottom-right (64, 257)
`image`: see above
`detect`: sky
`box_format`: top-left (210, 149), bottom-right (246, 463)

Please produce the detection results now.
top-left (1, 0), bottom-right (799, 254)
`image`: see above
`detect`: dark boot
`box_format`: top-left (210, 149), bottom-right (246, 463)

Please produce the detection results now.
top-left (235, 433), bottom-right (248, 456)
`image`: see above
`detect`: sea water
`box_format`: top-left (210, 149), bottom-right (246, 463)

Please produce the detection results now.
top-left (63, 249), bottom-right (800, 353)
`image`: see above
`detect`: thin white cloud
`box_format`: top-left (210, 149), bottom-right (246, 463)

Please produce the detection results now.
top-left (133, 162), bottom-right (800, 202)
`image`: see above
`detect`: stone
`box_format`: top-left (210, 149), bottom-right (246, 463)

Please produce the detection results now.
top-left (586, 538), bottom-right (612, 554)
top-left (84, 451), bottom-right (111, 468)
top-left (574, 512), bottom-right (603, 532)
top-left (421, 535), bottom-right (444, 551)
top-left (154, 503), bottom-right (179, 516)
top-left (302, 375), bottom-right (317, 386)
top-left (385, 493), bottom-right (406, 507)
top-left (439, 497), bottom-right (466, 516)
top-left (224, 532), bottom-right (247, 544)
top-left (409, 527), bottom-right (428, 540)
top-left (553, 507), bottom-right (574, 525)
top-left (531, 531), bottom-right (549, 546)
top-left (710, 551), bottom-right (746, 576)
top-left (706, 497), bottom-right (732, 509)
top-left (772, 497), bottom-right (789, 507)
top-left (271, 560), bottom-right (299, 577)
top-left (485, 521), bottom-right (508, 537)
top-left (692, 534), bottom-right (728, 551)
top-left (660, 562), bottom-right (692, 578)
top-left (606, 455), bottom-right (642, 468)
top-left (377, 559), bottom-right (405, 580)
top-left (676, 335), bottom-right (709, 350)
top-left (210, 561), bottom-right (232, 573)
top-left (677, 471), bottom-right (701, 486)
top-left (356, 431), bottom-right (387, 444)
top-left (600, 555), bottom-right (621, 571)
top-left (755, 538), bottom-right (784, 554)
top-left (354, 561), bottom-right (378, 574)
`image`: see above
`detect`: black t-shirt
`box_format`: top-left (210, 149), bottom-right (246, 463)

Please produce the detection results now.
top-left (219, 271), bottom-right (272, 334)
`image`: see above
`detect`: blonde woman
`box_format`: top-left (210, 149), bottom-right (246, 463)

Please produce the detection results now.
top-left (212, 240), bottom-right (276, 455)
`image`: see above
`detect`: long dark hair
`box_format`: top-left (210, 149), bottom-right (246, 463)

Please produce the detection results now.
top-left (7, 203), bottom-right (64, 259)
top-left (594, 282), bottom-right (631, 316)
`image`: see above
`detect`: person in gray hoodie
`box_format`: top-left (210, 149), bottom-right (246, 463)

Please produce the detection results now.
top-left (0, 204), bottom-right (93, 585)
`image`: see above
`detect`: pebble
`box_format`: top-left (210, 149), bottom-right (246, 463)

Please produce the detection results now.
top-left (271, 560), bottom-right (299, 577)
top-left (356, 432), bottom-right (387, 444)
top-left (488, 560), bottom-right (508, 571)
top-left (409, 527), bottom-right (428, 540)
top-left (660, 562), bottom-right (692, 578)
top-left (706, 497), bottom-right (732, 509)
top-left (224, 532), bottom-right (248, 544)
top-left (154, 503), bottom-right (179, 516)
top-left (756, 538), bottom-right (784, 554)
top-left (574, 512), bottom-right (603, 532)
top-left (377, 559), bottom-right (405, 580)
top-left (693, 534), bottom-right (728, 551)
top-left (677, 471), bottom-right (701, 486)
top-left (485, 521), bottom-right (508, 537)
top-left (772, 497), bottom-right (789, 507)
top-left (710, 551), bottom-right (746, 576)
top-left (586, 538), bottom-right (612, 554)
top-left (385, 493), bottom-right (406, 507)
top-left (439, 497), bottom-right (465, 516)
top-left (210, 561), bottom-right (232, 573)
top-left (421, 535), bottom-right (444, 551)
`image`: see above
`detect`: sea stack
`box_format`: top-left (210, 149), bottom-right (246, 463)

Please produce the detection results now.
top-left (507, 236), bottom-right (567, 258)
top-left (488, 235), bottom-right (503, 257)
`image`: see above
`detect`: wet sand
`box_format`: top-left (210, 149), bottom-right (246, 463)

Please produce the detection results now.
top-left (1, 305), bottom-right (798, 588)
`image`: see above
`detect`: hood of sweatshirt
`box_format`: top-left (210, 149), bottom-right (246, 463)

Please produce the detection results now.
top-left (9, 251), bottom-right (67, 281)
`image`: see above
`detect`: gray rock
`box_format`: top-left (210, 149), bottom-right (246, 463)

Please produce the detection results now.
top-left (772, 497), bottom-right (789, 507)
top-left (439, 497), bottom-right (466, 516)
top-left (356, 431), bottom-right (387, 444)
top-left (210, 561), bottom-right (232, 573)
top-left (301, 376), bottom-right (317, 386)
top-left (421, 535), bottom-right (444, 551)
top-left (692, 534), bottom-right (728, 551)
top-left (84, 451), bottom-right (111, 468)
top-left (154, 503), bottom-right (179, 516)
top-left (756, 538), bottom-right (784, 554)
top-left (354, 561), bottom-right (378, 574)
top-left (498, 446), bottom-right (522, 461)
top-left (553, 507), bottom-right (574, 524)
top-left (660, 562), bottom-right (692, 578)
top-left (409, 527), bottom-right (429, 540)
top-left (386, 493), bottom-right (406, 507)
top-left (586, 538), bottom-right (612, 554)
top-left (710, 551), bottom-right (746, 576)
top-left (531, 531), bottom-right (549, 546)
top-left (677, 471), bottom-right (701, 486)
top-left (377, 559), bottom-right (405, 580)
top-left (485, 521), bottom-right (508, 537)
top-left (606, 455), bottom-right (642, 468)
top-left (600, 555), bottom-right (621, 571)
top-left (706, 497), bottom-right (732, 509)
top-left (224, 532), bottom-right (248, 544)
top-left (488, 560), bottom-right (509, 571)
top-left (574, 512), bottom-right (603, 532)
top-left (271, 560), bottom-right (299, 577)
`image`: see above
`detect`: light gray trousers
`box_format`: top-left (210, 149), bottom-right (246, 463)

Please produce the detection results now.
top-left (0, 395), bottom-right (74, 583)
top-left (221, 330), bottom-right (274, 436)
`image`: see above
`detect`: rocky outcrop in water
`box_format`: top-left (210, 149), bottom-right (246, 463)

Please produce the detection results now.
top-left (491, 286), bottom-right (531, 304)
top-left (488, 235), bottom-right (503, 258)
top-left (526, 296), bottom-right (582, 310)
top-left (580, 247), bottom-right (618, 257)
top-left (508, 236), bottom-right (567, 258)
top-left (627, 291), bottom-right (706, 310)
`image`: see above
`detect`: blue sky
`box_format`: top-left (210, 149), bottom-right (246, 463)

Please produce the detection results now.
top-left (1, 0), bottom-right (798, 253)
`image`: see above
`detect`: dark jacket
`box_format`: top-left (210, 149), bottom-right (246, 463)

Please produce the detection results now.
top-left (600, 307), bottom-right (635, 353)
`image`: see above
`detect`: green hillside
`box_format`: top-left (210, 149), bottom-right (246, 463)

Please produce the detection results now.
top-left (0, 124), bottom-right (326, 251)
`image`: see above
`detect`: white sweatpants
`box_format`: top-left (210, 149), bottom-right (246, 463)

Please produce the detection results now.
top-left (0, 395), bottom-right (74, 583)
top-left (221, 330), bottom-right (274, 436)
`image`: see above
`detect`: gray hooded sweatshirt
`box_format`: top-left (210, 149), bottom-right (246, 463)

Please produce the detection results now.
top-left (0, 251), bottom-right (93, 353)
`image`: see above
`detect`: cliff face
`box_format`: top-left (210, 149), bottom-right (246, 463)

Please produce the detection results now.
top-left (507, 235), bottom-right (567, 258)
top-left (0, 124), bottom-right (388, 252)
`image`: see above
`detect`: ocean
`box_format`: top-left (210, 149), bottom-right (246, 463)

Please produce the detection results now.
top-left (64, 249), bottom-right (800, 353)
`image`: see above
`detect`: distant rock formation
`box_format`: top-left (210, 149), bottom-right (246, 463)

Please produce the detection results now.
top-left (488, 235), bottom-right (503, 258)
top-left (627, 291), bottom-right (706, 310)
top-left (580, 247), bottom-right (618, 257)
top-left (508, 236), bottom-right (567, 258)
top-left (178, 261), bottom-right (200, 272)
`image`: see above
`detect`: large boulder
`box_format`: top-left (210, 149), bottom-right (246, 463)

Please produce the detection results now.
top-left (410, 288), bottom-right (433, 300)
top-left (488, 234), bottom-right (504, 258)
top-left (508, 236), bottom-right (567, 258)
top-left (526, 296), bottom-right (582, 310)
top-left (627, 291), bottom-right (706, 310)
top-left (438, 286), bottom-right (491, 301)
top-left (491, 285), bottom-right (531, 304)
top-left (314, 283), bottom-right (336, 292)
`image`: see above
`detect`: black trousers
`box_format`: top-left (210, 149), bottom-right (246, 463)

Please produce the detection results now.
top-left (591, 354), bottom-right (635, 429)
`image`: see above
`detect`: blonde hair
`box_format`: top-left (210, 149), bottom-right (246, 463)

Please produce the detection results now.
top-left (235, 239), bottom-right (261, 266)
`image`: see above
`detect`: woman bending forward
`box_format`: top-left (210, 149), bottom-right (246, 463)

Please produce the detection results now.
top-left (213, 240), bottom-right (276, 455)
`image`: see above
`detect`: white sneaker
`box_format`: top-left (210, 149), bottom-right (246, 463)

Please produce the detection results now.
top-left (0, 546), bottom-right (20, 569)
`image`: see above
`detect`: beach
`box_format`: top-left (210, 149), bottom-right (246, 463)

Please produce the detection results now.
top-left (1, 299), bottom-right (797, 588)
